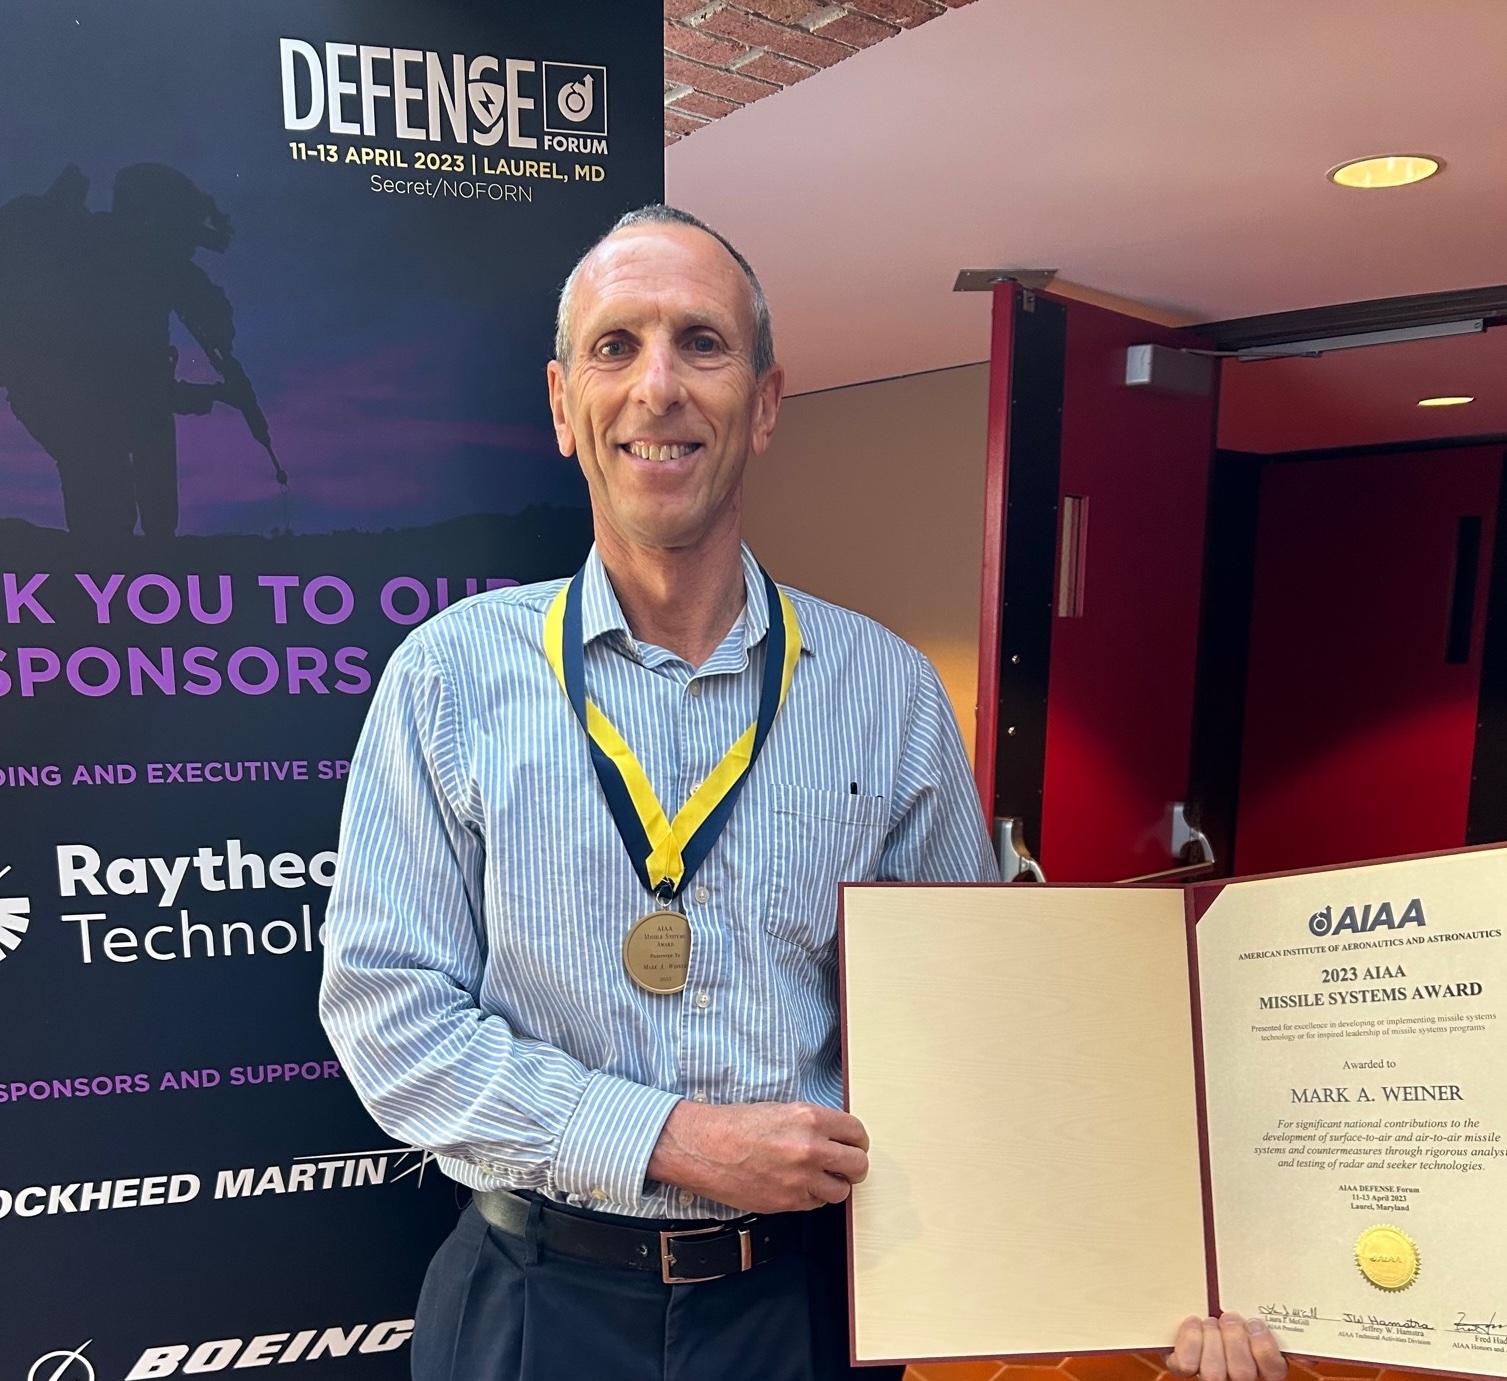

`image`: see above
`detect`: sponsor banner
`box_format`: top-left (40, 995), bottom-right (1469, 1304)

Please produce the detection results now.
top-left (0, 0), bottom-right (661, 1373)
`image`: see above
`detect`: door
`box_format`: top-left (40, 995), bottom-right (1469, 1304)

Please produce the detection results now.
top-left (975, 282), bottom-right (1220, 882)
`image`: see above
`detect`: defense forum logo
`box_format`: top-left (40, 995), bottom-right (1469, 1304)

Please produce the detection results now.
top-left (29, 1342), bottom-right (95, 1381)
top-left (0, 866), bottom-right (30, 963)
top-left (544, 64), bottom-right (607, 137)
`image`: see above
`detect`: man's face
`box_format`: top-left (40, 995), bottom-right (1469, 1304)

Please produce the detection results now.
top-left (547, 223), bottom-right (783, 554)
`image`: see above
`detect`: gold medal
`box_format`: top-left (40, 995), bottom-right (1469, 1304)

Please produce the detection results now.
top-left (546, 562), bottom-right (798, 999)
top-left (1355, 1225), bottom-right (1420, 1291)
top-left (622, 909), bottom-right (692, 995)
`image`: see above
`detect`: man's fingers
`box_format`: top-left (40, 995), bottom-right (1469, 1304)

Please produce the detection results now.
top-left (1199, 1317), bottom-right (1228, 1381)
top-left (809, 1105), bottom-right (870, 1151)
top-left (821, 1141), bottom-right (870, 1185)
top-left (812, 1171), bottom-right (854, 1204)
top-left (1167, 1316), bottom-right (1203, 1377)
top-left (1246, 1317), bottom-right (1288, 1381)
top-left (1219, 1314), bottom-right (1256, 1381)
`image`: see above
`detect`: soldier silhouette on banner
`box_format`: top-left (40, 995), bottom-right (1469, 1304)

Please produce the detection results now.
top-left (0, 162), bottom-right (284, 539)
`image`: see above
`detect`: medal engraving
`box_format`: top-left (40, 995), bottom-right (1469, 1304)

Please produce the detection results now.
top-left (623, 910), bottom-right (692, 995)
top-left (1354, 1224), bottom-right (1419, 1291)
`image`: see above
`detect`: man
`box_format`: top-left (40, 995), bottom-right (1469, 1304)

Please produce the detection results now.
top-left (320, 206), bottom-right (1286, 1381)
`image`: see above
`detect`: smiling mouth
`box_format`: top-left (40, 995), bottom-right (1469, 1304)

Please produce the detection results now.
top-left (622, 441), bottom-right (702, 461)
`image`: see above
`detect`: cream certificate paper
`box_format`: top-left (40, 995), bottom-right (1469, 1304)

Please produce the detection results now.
top-left (1198, 849), bottom-right (1507, 1375)
top-left (844, 886), bottom-right (1208, 1364)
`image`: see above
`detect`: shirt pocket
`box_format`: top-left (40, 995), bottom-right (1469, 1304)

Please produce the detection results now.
top-left (765, 782), bottom-right (890, 953)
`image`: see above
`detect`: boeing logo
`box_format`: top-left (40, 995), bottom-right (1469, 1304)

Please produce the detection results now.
top-left (29, 1343), bottom-right (94, 1381)
top-left (126, 1321), bottom-right (412, 1378)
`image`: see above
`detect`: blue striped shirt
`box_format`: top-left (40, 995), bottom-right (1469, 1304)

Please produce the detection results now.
top-left (320, 543), bottom-right (997, 1219)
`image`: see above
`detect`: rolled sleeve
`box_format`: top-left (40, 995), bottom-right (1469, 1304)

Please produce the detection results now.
top-left (552, 1073), bottom-right (682, 1205)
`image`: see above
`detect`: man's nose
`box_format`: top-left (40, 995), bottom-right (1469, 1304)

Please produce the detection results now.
top-left (630, 337), bottom-right (686, 414)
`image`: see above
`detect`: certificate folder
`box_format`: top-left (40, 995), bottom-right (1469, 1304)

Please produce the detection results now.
top-left (839, 845), bottom-right (1507, 1374)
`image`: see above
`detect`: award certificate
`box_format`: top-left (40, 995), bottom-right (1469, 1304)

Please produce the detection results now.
top-left (840, 845), bottom-right (1507, 1373)
top-left (1198, 850), bottom-right (1507, 1373)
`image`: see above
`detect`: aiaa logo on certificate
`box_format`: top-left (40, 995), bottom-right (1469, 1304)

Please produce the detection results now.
top-left (1307, 898), bottom-right (1426, 937)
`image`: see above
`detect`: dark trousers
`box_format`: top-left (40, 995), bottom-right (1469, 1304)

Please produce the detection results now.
top-left (412, 1197), bottom-right (905, 1381)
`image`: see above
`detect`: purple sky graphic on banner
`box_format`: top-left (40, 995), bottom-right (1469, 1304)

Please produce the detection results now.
top-left (0, 0), bottom-right (645, 540)
top-left (0, 0), bottom-right (663, 1375)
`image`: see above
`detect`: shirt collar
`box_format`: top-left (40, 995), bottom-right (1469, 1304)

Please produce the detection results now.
top-left (579, 543), bottom-right (781, 656)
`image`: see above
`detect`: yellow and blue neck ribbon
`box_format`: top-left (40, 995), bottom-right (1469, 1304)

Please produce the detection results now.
top-left (544, 564), bottom-right (801, 903)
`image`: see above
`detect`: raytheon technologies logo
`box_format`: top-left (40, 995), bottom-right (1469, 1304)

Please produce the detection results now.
top-left (1307, 898), bottom-right (1426, 937)
top-left (0, 865), bottom-right (30, 964)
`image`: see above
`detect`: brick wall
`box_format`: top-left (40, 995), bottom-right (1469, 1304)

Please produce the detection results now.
top-left (663, 0), bottom-right (981, 143)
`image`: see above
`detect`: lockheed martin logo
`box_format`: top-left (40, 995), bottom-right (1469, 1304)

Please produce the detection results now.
top-left (29, 1343), bottom-right (94, 1381)
top-left (0, 866), bottom-right (30, 963)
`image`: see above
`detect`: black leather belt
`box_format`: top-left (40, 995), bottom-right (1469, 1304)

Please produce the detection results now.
top-left (473, 1188), bottom-right (806, 1285)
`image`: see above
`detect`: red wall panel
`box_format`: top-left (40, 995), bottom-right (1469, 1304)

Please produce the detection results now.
top-left (1235, 446), bottom-right (1502, 875)
top-left (1036, 301), bottom-right (1217, 882)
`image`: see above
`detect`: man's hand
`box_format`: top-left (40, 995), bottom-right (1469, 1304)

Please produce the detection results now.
top-left (1167, 1314), bottom-right (1288, 1381)
top-left (646, 1100), bottom-right (869, 1214)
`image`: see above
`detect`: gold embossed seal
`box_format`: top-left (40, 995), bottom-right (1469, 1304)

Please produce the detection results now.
top-left (623, 910), bottom-right (692, 995)
top-left (1355, 1225), bottom-right (1419, 1291)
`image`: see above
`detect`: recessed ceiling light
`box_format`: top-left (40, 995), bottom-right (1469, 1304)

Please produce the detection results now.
top-left (1418, 395), bottom-right (1474, 408)
top-left (1328, 155), bottom-right (1442, 189)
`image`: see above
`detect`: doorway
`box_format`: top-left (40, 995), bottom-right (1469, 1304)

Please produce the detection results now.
top-left (976, 281), bottom-right (1507, 883)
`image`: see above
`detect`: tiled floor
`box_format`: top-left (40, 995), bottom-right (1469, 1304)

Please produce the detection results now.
top-left (904, 1355), bottom-right (1419, 1381)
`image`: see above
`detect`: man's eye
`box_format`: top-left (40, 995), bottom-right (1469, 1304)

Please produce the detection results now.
top-left (689, 336), bottom-right (718, 354)
top-left (599, 340), bottom-right (629, 357)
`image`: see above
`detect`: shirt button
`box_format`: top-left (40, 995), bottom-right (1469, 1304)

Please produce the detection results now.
top-left (694, 885), bottom-right (710, 904)
top-left (692, 1090), bottom-right (708, 1103)
top-left (688, 681), bottom-right (702, 697)
top-left (678, 1189), bottom-right (694, 1207)
top-left (590, 1187), bottom-right (609, 1201)
top-left (695, 991), bottom-right (710, 1009)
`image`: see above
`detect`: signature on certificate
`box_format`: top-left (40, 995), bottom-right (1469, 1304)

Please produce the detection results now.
top-left (1454, 1313), bottom-right (1507, 1336)
top-left (1344, 1313), bottom-right (1433, 1332)
top-left (1260, 1305), bottom-right (1319, 1326)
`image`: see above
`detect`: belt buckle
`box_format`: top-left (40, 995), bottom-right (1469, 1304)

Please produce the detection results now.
top-left (660, 1224), bottom-right (750, 1285)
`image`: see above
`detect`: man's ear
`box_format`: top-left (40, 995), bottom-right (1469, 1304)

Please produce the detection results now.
top-left (749, 362), bottom-right (785, 457)
top-left (546, 359), bottom-right (577, 458)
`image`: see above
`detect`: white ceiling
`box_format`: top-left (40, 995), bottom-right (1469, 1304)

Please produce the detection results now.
top-left (667, 0), bottom-right (1507, 397)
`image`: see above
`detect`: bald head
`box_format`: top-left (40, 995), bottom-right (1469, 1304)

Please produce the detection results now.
top-left (555, 205), bottom-right (774, 376)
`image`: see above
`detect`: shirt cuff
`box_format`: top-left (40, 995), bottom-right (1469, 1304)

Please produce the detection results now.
top-left (551, 1072), bottom-right (681, 1208)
